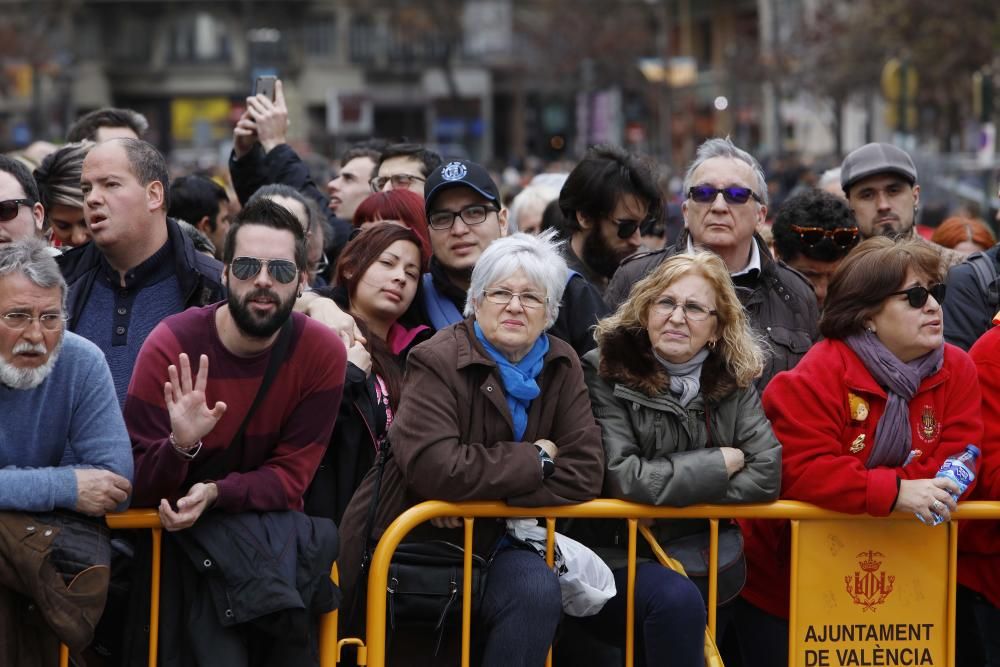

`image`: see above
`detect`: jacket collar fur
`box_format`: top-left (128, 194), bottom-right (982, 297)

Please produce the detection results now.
top-left (597, 325), bottom-right (737, 402)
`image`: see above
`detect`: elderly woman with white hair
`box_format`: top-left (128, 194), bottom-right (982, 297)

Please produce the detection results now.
top-left (335, 231), bottom-right (605, 666)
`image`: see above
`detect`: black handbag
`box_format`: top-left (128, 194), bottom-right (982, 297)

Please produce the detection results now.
top-left (663, 520), bottom-right (746, 606)
top-left (386, 540), bottom-right (487, 631)
top-left (359, 443), bottom-right (487, 654)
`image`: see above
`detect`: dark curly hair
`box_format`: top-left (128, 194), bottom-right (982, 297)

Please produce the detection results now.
top-left (772, 189), bottom-right (857, 263)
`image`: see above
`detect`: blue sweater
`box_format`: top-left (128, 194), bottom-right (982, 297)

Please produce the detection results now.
top-left (0, 331), bottom-right (134, 511)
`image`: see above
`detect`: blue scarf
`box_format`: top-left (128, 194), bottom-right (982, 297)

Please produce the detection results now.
top-left (474, 322), bottom-right (549, 441)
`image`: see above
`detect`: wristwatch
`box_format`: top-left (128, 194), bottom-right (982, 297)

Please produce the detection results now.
top-left (534, 445), bottom-right (555, 479)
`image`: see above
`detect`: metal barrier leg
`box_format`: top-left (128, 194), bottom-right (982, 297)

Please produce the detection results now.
top-left (625, 519), bottom-right (638, 667)
top-left (148, 528), bottom-right (161, 667)
top-left (320, 563), bottom-right (340, 666)
top-left (545, 518), bottom-right (556, 667)
top-left (461, 517), bottom-right (474, 667)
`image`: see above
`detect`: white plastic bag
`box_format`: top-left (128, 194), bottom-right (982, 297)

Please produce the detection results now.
top-left (505, 519), bottom-right (616, 617)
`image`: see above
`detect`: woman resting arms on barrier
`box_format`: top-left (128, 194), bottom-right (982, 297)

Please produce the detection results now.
top-left (304, 223), bottom-right (430, 525)
top-left (738, 237), bottom-right (983, 667)
top-left (579, 252), bottom-right (781, 667)
top-left (336, 231), bottom-right (604, 666)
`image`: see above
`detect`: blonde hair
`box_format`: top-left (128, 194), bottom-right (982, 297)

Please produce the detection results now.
top-left (594, 252), bottom-right (766, 387)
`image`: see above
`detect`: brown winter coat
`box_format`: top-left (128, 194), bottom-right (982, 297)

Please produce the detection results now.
top-left (335, 318), bottom-right (605, 618)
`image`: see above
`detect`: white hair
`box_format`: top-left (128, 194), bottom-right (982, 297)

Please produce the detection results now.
top-left (0, 238), bottom-right (67, 306)
top-left (464, 229), bottom-right (568, 327)
top-left (818, 167), bottom-right (842, 190)
top-left (508, 184), bottom-right (560, 232)
top-left (682, 137), bottom-right (769, 206)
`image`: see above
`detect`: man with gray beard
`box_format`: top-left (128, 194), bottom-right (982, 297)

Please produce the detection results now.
top-left (0, 238), bottom-right (133, 665)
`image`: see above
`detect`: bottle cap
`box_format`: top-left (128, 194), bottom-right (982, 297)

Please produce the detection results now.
top-left (966, 444), bottom-right (981, 457)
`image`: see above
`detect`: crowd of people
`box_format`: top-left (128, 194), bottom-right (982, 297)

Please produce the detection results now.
top-left (1, 86), bottom-right (1000, 667)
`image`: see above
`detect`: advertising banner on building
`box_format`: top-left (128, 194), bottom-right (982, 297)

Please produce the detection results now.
top-left (791, 520), bottom-right (948, 667)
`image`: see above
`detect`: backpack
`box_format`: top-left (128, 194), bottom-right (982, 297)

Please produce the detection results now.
top-left (965, 249), bottom-right (1000, 310)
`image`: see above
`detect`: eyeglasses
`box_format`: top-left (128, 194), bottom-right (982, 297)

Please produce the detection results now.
top-left (370, 174), bottom-right (426, 192)
top-left (1, 311), bottom-right (67, 331)
top-left (789, 224), bottom-right (860, 249)
top-left (230, 256), bottom-right (299, 284)
top-left (483, 288), bottom-right (548, 309)
top-left (428, 204), bottom-right (499, 231)
top-left (611, 217), bottom-right (654, 240)
top-left (888, 283), bottom-right (946, 309)
top-left (652, 297), bottom-right (718, 321)
top-left (0, 199), bottom-right (33, 222)
top-left (687, 185), bottom-right (761, 205)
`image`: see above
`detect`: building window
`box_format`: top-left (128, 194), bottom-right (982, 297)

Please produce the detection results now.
top-left (302, 18), bottom-right (337, 58)
top-left (111, 18), bottom-right (153, 62)
top-left (349, 15), bottom-right (380, 64)
top-left (168, 12), bottom-right (231, 64)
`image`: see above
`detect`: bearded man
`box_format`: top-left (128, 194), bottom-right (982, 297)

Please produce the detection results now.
top-left (0, 238), bottom-right (132, 665)
top-left (558, 144), bottom-right (661, 297)
top-left (124, 198), bottom-right (346, 529)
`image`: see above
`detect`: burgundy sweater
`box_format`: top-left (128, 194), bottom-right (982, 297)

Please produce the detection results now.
top-left (125, 304), bottom-right (346, 512)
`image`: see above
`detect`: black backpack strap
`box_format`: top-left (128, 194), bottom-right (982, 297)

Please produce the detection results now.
top-left (966, 250), bottom-right (1000, 309)
top-left (196, 316), bottom-right (296, 481)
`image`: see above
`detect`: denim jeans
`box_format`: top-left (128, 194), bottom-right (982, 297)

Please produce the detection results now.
top-left (578, 562), bottom-right (706, 667)
top-left (478, 547), bottom-right (562, 667)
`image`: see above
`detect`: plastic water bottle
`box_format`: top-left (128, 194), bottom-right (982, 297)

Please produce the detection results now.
top-left (918, 444), bottom-right (980, 526)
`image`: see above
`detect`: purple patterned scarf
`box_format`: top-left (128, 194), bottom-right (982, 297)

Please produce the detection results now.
top-left (844, 331), bottom-right (944, 468)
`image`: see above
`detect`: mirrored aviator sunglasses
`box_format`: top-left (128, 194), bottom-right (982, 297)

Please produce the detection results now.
top-left (789, 224), bottom-right (859, 249)
top-left (890, 283), bottom-right (946, 308)
top-left (230, 257), bottom-right (299, 284)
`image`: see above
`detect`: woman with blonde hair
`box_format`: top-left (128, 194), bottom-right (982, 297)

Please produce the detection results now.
top-left (580, 251), bottom-right (781, 667)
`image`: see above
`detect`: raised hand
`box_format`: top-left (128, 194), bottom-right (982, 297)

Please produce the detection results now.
top-left (232, 110), bottom-right (258, 158)
top-left (246, 79), bottom-right (289, 152)
top-left (164, 353), bottom-right (227, 449)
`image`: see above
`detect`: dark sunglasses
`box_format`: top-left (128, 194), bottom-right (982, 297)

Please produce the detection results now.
top-left (0, 199), bottom-right (33, 222)
top-left (789, 224), bottom-right (860, 249)
top-left (888, 283), bottom-right (946, 308)
top-left (611, 217), bottom-right (654, 239)
top-left (230, 256), bottom-right (299, 284)
top-left (688, 185), bottom-right (761, 205)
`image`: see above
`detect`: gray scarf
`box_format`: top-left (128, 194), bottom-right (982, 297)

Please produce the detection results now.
top-left (654, 347), bottom-right (711, 407)
top-left (844, 331), bottom-right (944, 468)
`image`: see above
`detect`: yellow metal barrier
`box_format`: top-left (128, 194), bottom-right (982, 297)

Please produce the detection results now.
top-left (56, 509), bottom-right (341, 667)
top-left (354, 499), bottom-right (1000, 667)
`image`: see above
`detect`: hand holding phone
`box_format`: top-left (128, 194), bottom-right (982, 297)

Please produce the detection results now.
top-left (246, 78), bottom-right (288, 153)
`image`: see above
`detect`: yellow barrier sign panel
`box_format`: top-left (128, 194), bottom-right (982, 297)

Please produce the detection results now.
top-left (792, 520), bottom-right (948, 667)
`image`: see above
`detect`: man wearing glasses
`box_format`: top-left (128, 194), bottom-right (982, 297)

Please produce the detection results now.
top-left (371, 142), bottom-right (442, 195)
top-left (422, 159), bottom-right (608, 356)
top-left (607, 137), bottom-right (819, 388)
top-left (0, 155), bottom-right (45, 245)
top-left (770, 189), bottom-right (859, 308)
top-left (0, 239), bottom-right (133, 664)
top-left (125, 198), bottom-right (346, 530)
top-left (558, 144), bottom-right (660, 298)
